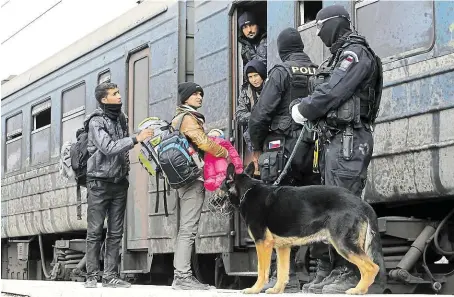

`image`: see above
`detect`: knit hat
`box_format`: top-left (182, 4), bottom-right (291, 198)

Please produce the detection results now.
top-left (178, 82), bottom-right (204, 104)
top-left (238, 11), bottom-right (256, 29)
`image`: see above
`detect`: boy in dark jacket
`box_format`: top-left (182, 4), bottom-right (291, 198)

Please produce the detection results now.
top-left (84, 82), bottom-right (153, 288)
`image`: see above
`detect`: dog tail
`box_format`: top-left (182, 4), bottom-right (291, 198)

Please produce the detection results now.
top-left (365, 216), bottom-right (387, 288)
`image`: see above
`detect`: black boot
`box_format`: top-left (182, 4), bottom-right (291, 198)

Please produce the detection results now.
top-left (302, 258), bottom-right (332, 293)
top-left (321, 266), bottom-right (360, 294)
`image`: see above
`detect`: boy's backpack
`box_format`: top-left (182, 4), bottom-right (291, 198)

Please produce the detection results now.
top-left (136, 114), bottom-right (200, 217)
top-left (140, 113), bottom-right (201, 189)
top-left (156, 113), bottom-right (201, 189)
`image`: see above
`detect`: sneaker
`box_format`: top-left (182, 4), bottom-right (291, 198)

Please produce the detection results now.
top-left (302, 258), bottom-right (332, 293)
top-left (102, 277), bottom-right (132, 288)
top-left (321, 267), bottom-right (360, 294)
top-left (84, 276), bottom-right (97, 288)
top-left (172, 275), bottom-right (212, 290)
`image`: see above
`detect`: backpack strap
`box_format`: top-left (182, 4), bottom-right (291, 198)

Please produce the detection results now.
top-left (155, 174), bottom-right (160, 213)
top-left (119, 112), bottom-right (128, 135)
top-left (173, 112), bottom-right (190, 131)
top-left (76, 184), bottom-right (82, 220)
top-left (163, 178), bottom-right (169, 217)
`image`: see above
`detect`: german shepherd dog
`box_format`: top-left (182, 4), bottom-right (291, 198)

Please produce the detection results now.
top-left (220, 162), bottom-right (385, 295)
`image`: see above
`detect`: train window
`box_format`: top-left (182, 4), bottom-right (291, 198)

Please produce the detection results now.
top-left (5, 113), bottom-right (23, 172)
top-left (355, 0), bottom-right (435, 61)
top-left (32, 100), bottom-right (51, 130)
top-left (31, 100), bottom-right (51, 165)
top-left (299, 1), bottom-right (322, 25)
top-left (98, 70), bottom-right (111, 84)
top-left (61, 83), bottom-right (86, 144)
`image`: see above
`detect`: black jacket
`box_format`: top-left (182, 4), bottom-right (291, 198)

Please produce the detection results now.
top-left (239, 32), bottom-right (267, 67)
top-left (249, 52), bottom-right (316, 151)
top-left (296, 36), bottom-right (379, 122)
top-left (85, 109), bottom-right (133, 183)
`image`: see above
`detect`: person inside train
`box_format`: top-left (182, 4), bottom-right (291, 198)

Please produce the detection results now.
top-left (235, 59), bottom-right (267, 154)
top-left (238, 11), bottom-right (267, 68)
top-left (84, 82), bottom-right (153, 288)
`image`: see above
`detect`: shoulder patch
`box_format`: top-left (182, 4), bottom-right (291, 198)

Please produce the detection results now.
top-left (339, 55), bottom-right (355, 72)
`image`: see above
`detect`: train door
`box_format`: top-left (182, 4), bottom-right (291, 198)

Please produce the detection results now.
top-left (126, 48), bottom-right (150, 250)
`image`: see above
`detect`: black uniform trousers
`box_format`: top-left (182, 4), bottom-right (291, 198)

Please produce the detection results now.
top-left (310, 125), bottom-right (373, 266)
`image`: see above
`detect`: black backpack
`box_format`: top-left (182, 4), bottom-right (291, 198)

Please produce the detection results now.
top-left (156, 113), bottom-right (201, 189)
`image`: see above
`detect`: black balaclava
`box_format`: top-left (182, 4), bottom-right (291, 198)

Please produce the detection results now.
top-left (277, 28), bottom-right (305, 61)
top-left (316, 5), bottom-right (352, 50)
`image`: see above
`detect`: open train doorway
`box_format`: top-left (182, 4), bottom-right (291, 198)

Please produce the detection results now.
top-left (231, 1), bottom-right (267, 169)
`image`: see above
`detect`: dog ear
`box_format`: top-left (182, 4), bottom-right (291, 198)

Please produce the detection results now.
top-left (227, 163), bottom-right (236, 181)
top-left (244, 161), bottom-right (255, 177)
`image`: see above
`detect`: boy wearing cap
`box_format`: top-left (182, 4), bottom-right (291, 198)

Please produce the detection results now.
top-left (171, 82), bottom-right (229, 290)
top-left (238, 11), bottom-right (267, 67)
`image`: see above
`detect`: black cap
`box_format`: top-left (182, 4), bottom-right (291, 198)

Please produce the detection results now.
top-left (238, 11), bottom-right (256, 29)
top-left (178, 82), bottom-right (204, 104)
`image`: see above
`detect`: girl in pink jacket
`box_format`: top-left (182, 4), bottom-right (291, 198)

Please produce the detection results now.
top-left (204, 129), bottom-right (243, 191)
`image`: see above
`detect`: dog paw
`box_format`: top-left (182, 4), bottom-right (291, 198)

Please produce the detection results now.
top-left (346, 287), bottom-right (367, 295)
top-left (265, 287), bottom-right (283, 294)
top-left (243, 287), bottom-right (261, 294)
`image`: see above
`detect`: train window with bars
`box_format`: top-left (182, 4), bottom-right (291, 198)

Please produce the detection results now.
top-left (355, 0), bottom-right (435, 61)
top-left (61, 83), bottom-right (86, 144)
top-left (31, 100), bottom-right (51, 165)
top-left (98, 70), bottom-right (111, 84)
top-left (298, 1), bottom-right (322, 25)
top-left (5, 113), bottom-right (23, 172)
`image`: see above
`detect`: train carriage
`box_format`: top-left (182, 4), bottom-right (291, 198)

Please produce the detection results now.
top-left (1, 0), bottom-right (453, 294)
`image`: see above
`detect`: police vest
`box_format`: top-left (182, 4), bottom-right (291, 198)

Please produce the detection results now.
top-left (313, 35), bottom-right (383, 127)
top-left (268, 61), bottom-right (318, 135)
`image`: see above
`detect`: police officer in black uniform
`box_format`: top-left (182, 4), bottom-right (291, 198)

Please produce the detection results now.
top-left (248, 27), bottom-right (321, 293)
top-left (291, 5), bottom-right (383, 294)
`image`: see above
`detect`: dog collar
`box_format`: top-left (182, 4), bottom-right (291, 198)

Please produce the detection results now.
top-left (239, 188), bottom-right (253, 204)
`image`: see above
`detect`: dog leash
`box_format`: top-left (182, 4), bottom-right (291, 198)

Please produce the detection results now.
top-left (272, 126), bottom-right (307, 186)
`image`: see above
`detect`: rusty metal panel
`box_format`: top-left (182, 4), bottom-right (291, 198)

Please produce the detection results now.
top-left (1, 165), bottom-right (89, 238)
top-left (126, 48), bottom-right (150, 251)
top-left (193, 0), bottom-right (232, 253)
top-left (356, 0), bottom-right (434, 61)
top-left (364, 52), bottom-right (454, 203)
top-left (148, 176), bottom-right (178, 254)
top-left (267, 1), bottom-right (297, 69)
top-left (194, 1), bottom-right (230, 130)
